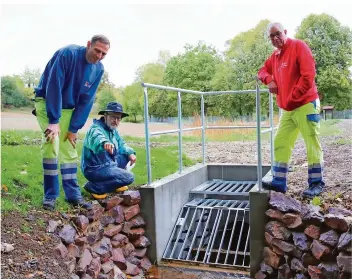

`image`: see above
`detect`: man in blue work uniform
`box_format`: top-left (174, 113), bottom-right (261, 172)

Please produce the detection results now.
top-left (33, 35), bottom-right (110, 210)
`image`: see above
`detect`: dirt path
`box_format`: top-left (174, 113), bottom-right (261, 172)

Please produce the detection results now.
top-left (1, 112), bottom-right (177, 137)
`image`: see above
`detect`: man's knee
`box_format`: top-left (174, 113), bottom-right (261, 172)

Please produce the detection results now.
top-left (125, 171), bottom-right (135, 185)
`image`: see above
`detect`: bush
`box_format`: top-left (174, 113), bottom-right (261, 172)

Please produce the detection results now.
top-left (96, 88), bottom-right (116, 112)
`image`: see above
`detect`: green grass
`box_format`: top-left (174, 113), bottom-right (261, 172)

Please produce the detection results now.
top-left (1, 131), bottom-right (194, 212)
top-left (319, 119), bottom-right (341, 136)
top-left (334, 138), bottom-right (352, 145)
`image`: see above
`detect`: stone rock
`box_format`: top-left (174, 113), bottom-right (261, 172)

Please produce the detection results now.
top-left (304, 225), bottom-right (321, 239)
top-left (308, 266), bottom-right (323, 279)
top-left (111, 234), bottom-right (129, 248)
top-left (265, 221), bottom-right (291, 241)
top-left (301, 252), bottom-right (320, 268)
top-left (272, 239), bottom-right (302, 258)
top-left (107, 205), bottom-right (125, 224)
top-left (73, 215), bottom-right (89, 232)
top-left (282, 213), bottom-right (303, 229)
top-left (292, 232), bottom-right (311, 252)
top-left (122, 243), bottom-right (136, 257)
top-left (101, 196), bottom-right (124, 211)
top-left (319, 230), bottom-right (340, 247)
top-left (87, 204), bottom-right (105, 222)
top-left (97, 274), bottom-right (109, 279)
top-left (101, 260), bottom-right (115, 274)
top-left (113, 266), bottom-right (127, 279)
top-left (339, 273), bottom-right (352, 279)
top-left (133, 248), bottom-right (147, 259)
top-left (122, 222), bottom-right (133, 235)
top-left (100, 216), bottom-right (115, 227)
top-left (129, 216), bottom-right (146, 228)
top-left (121, 191), bottom-right (141, 206)
top-left (278, 263), bottom-right (293, 279)
top-left (126, 255), bottom-right (141, 267)
top-left (81, 274), bottom-right (93, 279)
top-left (318, 262), bottom-right (339, 279)
top-left (324, 214), bottom-right (351, 232)
top-left (328, 207), bottom-right (352, 217)
top-left (87, 257), bottom-right (101, 278)
top-left (295, 274), bottom-right (307, 279)
top-left (64, 256), bottom-right (76, 273)
top-left (265, 232), bottom-right (273, 246)
top-left (311, 240), bottom-right (331, 260)
top-left (58, 224), bottom-right (76, 245)
top-left (263, 247), bottom-right (284, 269)
top-left (266, 209), bottom-right (284, 221)
top-left (337, 252), bottom-right (352, 274)
top-left (46, 220), bottom-right (59, 233)
top-left (104, 224), bottom-right (123, 238)
top-left (86, 221), bottom-right (104, 245)
top-left (67, 244), bottom-right (80, 258)
top-left (128, 228), bottom-right (145, 240)
top-left (291, 258), bottom-right (306, 273)
top-left (123, 204), bottom-right (140, 221)
top-left (269, 191), bottom-right (301, 213)
top-left (75, 236), bottom-right (87, 246)
top-left (273, 246), bottom-right (285, 256)
top-left (140, 257), bottom-right (152, 272)
top-left (92, 237), bottom-right (112, 259)
top-left (77, 248), bottom-right (93, 275)
top-left (54, 242), bottom-right (68, 258)
top-left (260, 262), bottom-right (274, 274)
top-left (70, 274), bottom-right (80, 279)
top-left (125, 261), bottom-right (141, 276)
top-left (131, 236), bottom-right (150, 248)
top-left (301, 205), bottom-right (324, 225)
top-left (111, 248), bottom-right (127, 270)
top-left (255, 271), bottom-right (267, 279)
top-left (338, 232), bottom-right (352, 252)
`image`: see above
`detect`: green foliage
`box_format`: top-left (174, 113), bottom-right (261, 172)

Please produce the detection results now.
top-left (20, 66), bottom-right (41, 88)
top-left (122, 83), bottom-right (143, 122)
top-left (311, 196), bottom-right (322, 206)
top-left (295, 14), bottom-right (352, 110)
top-left (1, 76), bottom-right (32, 108)
top-left (96, 87), bottom-right (117, 112)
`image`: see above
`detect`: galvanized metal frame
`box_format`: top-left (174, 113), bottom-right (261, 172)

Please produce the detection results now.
top-left (141, 82), bottom-right (277, 189)
top-left (162, 198), bottom-right (251, 268)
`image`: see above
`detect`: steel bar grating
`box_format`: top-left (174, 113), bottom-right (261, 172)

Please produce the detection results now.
top-left (162, 198), bottom-right (250, 268)
top-left (190, 180), bottom-right (256, 195)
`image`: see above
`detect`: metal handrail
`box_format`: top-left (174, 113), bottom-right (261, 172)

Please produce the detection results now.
top-left (141, 82), bottom-right (276, 191)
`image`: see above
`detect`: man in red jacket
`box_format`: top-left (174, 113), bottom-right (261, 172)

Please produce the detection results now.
top-left (258, 22), bottom-right (325, 198)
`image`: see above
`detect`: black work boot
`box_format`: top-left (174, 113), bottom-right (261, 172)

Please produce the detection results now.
top-left (43, 198), bottom-right (56, 211)
top-left (302, 182), bottom-right (325, 199)
top-left (67, 198), bottom-right (93, 210)
top-left (262, 180), bottom-right (287, 194)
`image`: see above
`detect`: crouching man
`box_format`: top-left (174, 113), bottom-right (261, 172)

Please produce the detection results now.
top-left (81, 102), bottom-right (136, 199)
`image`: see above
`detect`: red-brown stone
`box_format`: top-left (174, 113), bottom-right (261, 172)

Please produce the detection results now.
top-left (304, 225), bottom-right (321, 240)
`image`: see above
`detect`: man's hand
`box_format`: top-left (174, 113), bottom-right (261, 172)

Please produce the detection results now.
top-left (64, 132), bottom-right (78, 149)
top-left (104, 142), bottom-right (115, 155)
top-left (268, 81), bottom-right (278, 94)
top-left (45, 124), bottom-right (60, 143)
top-left (128, 154), bottom-right (137, 165)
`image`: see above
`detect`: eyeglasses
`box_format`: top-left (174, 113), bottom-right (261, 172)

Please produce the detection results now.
top-left (268, 31), bottom-right (282, 39)
top-left (107, 115), bottom-right (122, 121)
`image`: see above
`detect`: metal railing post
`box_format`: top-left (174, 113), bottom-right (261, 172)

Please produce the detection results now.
top-left (143, 87), bottom-right (152, 185)
top-left (269, 91), bottom-right (274, 171)
top-left (177, 91), bottom-right (183, 173)
top-left (256, 82), bottom-right (262, 191)
top-left (201, 95), bottom-right (206, 164)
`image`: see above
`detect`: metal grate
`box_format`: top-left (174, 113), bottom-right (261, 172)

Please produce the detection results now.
top-left (190, 180), bottom-right (257, 200)
top-left (162, 198), bottom-right (250, 268)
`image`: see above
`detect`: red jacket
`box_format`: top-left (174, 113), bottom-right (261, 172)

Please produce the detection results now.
top-left (258, 38), bottom-right (319, 111)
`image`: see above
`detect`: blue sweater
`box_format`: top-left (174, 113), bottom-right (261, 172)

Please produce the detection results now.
top-left (35, 44), bottom-right (104, 133)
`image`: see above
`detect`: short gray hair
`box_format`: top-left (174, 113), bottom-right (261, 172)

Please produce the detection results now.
top-left (91, 35), bottom-right (110, 47)
top-left (267, 22), bottom-right (285, 35)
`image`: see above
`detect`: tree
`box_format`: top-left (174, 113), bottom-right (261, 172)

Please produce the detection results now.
top-left (295, 14), bottom-right (352, 109)
top-left (97, 71), bottom-right (115, 92)
top-left (1, 76), bottom-right (31, 108)
top-left (96, 87), bottom-right (116, 112)
top-left (20, 66), bottom-right (41, 88)
top-left (122, 83), bottom-right (143, 122)
top-left (163, 42), bottom-right (222, 116)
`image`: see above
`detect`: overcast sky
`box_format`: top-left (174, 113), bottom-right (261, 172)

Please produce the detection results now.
top-left (1, 1), bottom-right (351, 87)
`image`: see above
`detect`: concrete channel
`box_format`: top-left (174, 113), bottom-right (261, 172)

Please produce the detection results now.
top-left (139, 163), bottom-right (271, 278)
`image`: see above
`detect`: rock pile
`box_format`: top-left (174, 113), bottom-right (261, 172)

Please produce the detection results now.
top-left (49, 191), bottom-right (152, 279)
top-left (256, 191), bottom-right (352, 279)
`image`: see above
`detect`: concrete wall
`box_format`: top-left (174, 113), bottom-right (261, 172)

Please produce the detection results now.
top-left (139, 164), bottom-right (208, 263)
top-left (249, 170), bottom-right (272, 277)
top-left (208, 163), bottom-right (271, 181)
